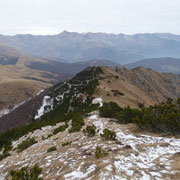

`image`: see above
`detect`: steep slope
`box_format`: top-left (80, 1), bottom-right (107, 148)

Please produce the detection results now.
top-left (1, 111), bottom-right (180, 180)
top-left (1, 32), bottom-right (180, 63)
top-left (0, 66), bottom-right (180, 179)
top-left (0, 67), bottom-right (104, 134)
top-left (0, 45), bottom-right (59, 112)
top-left (0, 66), bottom-right (180, 134)
top-left (0, 45), bottom-right (118, 112)
top-left (94, 66), bottom-right (180, 108)
top-left (125, 57), bottom-right (180, 74)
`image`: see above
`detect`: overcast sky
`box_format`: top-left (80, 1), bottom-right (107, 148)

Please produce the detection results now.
top-left (0, 0), bottom-right (180, 35)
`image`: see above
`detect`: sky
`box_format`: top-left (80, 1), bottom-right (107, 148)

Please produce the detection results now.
top-left (0, 0), bottom-right (180, 35)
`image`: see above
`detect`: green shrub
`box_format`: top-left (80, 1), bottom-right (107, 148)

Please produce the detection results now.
top-left (17, 137), bottom-right (37, 152)
top-left (95, 146), bottom-right (108, 159)
top-left (53, 123), bottom-right (68, 135)
top-left (83, 125), bottom-right (96, 137)
top-left (0, 67), bottom-right (103, 152)
top-left (134, 98), bottom-right (180, 135)
top-left (69, 114), bottom-right (84, 133)
top-left (46, 134), bottom-right (53, 139)
top-left (111, 90), bottom-right (124, 96)
top-left (99, 102), bottom-right (122, 118)
top-left (99, 102), bottom-right (141, 124)
top-left (0, 151), bottom-right (10, 161)
top-left (47, 146), bottom-right (57, 153)
top-left (62, 141), bottom-right (72, 146)
top-left (116, 106), bottom-right (142, 124)
top-left (9, 164), bottom-right (42, 180)
top-left (100, 128), bottom-right (116, 140)
top-left (138, 103), bottom-right (144, 109)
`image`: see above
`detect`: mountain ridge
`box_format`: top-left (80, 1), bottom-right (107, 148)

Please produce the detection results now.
top-left (125, 57), bottom-right (180, 74)
top-left (0, 66), bottom-right (179, 134)
top-left (0, 66), bottom-right (180, 180)
top-left (1, 31), bottom-right (180, 64)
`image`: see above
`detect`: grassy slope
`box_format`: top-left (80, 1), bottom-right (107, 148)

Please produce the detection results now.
top-left (94, 66), bottom-right (180, 108)
top-left (0, 65), bottom-right (55, 111)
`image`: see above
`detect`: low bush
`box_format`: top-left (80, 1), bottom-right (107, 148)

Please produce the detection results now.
top-left (111, 90), bottom-right (124, 96)
top-left (99, 102), bottom-right (122, 118)
top-left (95, 146), bottom-right (108, 159)
top-left (9, 164), bottom-right (42, 180)
top-left (100, 128), bottom-right (116, 140)
top-left (17, 137), bottom-right (37, 152)
top-left (69, 114), bottom-right (84, 133)
top-left (53, 123), bottom-right (68, 135)
top-left (47, 146), bottom-right (57, 153)
top-left (138, 103), bottom-right (144, 109)
top-left (83, 125), bottom-right (96, 137)
top-left (62, 141), bottom-right (72, 146)
top-left (0, 151), bottom-right (10, 161)
top-left (115, 106), bottom-right (142, 124)
top-left (100, 98), bottom-right (180, 135)
top-left (99, 102), bottom-right (141, 124)
top-left (134, 98), bottom-right (180, 135)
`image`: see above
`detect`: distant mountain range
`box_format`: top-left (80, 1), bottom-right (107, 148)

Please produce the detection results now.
top-left (125, 57), bottom-right (180, 74)
top-left (1, 31), bottom-right (180, 63)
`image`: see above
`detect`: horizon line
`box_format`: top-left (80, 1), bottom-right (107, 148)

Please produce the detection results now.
top-left (0, 30), bottom-right (180, 36)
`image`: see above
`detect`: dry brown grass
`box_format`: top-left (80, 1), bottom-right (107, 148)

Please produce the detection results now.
top-left (0, 65), bottom-right (55, 110)
top-left (94, 66), bottom-right (180, 108)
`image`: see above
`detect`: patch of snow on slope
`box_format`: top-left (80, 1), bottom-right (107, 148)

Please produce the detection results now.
top-left (92, 97), bottom-right (103, 107)
top-left (64, 164), bottom-right (96, 180)
top-left (0, 90), bottom-right (44, 118)
top-left (36, 90), bottom-right (44, 96)
top-left (35, 96), bottom-right (53, 119)
top-left (0, 98), bottom-right (30, 118)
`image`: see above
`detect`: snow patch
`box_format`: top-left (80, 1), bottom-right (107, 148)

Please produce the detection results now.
top-left (0, 98), bottom-right (30, 118)
top-left (36, 90), bottom-right (44, 96)
top-left (64, 164), bottom-right (96, 180)
top-left (92, 97), bottom-right (103, 107)
top-left (35, 96), bottom-right (53, 119)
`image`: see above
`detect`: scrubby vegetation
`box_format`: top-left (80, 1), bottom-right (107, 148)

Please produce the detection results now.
top-left (69, 66), bottom-right (103, 95)
top-left (62, 141), bottom-right (72, 146)
top-left (0, 151), bottom-right (10, 161)
top-left (83, 125), bottom-right (96, 137)
top-left (99, 102), bottom-right (141, 123)
top-left (17, 137), bottom-right (37, 153)
top-left (95, 146), bottom-right (108, 159)
top-left (99, 102), bottom-right (122, 118)
top-left (9, 164), bottom-right (42, 180)
top-left (100, 128), bottom-right (116, 140)
top-left (53, 123), bottom-right (68, 135)
top-left (111, 90), bottom-right (124, 96)
top-left (134, 98), bottom-right (180, 135)
top-left (0, 67), bottom-right (103, 160)
top-left (69, 114), bottom-right (84, 133)
top-left (47, 146), bottom-right (57, 153)
top-left (100, 98), bottom-right (180, 135)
